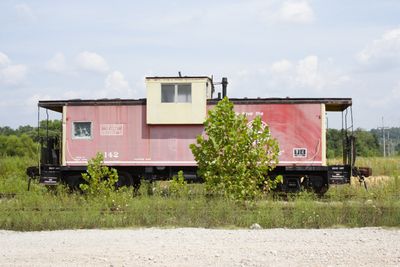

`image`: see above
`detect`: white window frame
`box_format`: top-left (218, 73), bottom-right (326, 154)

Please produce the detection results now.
top-left (72, 121), bottom-right (93, 140)
top-left (161, 83), bottom-right (192, 103)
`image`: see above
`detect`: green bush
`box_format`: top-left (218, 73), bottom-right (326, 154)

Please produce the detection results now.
top-left (169, 171), bottom-right (189, 198)
top-left (190, 97), bottom-right (280, 201)
top-left (80, 153), bottom-right (119, 198)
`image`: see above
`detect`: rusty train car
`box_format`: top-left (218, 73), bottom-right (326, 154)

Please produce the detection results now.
top-left (28, 76), bottom-right (368, 193)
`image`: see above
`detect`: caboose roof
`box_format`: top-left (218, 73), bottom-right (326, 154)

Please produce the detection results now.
top-left (145, 76), bottom-right (213, 81)
top-left (38, 99), bottom-right (146, 112)
top-left (39, 97), bottom-right (351, 113)
top-left (213, 98), bottom-right (352, 112)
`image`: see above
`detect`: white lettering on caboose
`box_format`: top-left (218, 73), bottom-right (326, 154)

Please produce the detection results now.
top-left (100, 124), bottom-right (124, 136)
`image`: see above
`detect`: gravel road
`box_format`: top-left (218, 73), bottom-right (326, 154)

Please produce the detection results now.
top-left (1, 227), bottom-right (399, 266)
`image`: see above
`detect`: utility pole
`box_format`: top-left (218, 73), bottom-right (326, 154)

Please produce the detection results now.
top-left (378, 117), bottom-right (389, 157)
top-left (387, 130), bottom-right (392, 156)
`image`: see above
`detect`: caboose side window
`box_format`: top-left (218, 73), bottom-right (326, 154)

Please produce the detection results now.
top-left (161, 84), bottom-right (191, 103)
top-left (72, 122), bottom-right (92, 139)
top-left (177, 84), bottom-right (191, 102)
top-left (161, 84), bottom-right (175, 103)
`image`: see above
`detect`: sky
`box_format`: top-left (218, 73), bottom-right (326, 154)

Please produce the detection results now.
top-left (1, 0), bottom-right (400, 129)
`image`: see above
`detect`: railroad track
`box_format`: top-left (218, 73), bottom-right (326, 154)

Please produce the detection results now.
top-left (0, 193), bottom-right (16, 199)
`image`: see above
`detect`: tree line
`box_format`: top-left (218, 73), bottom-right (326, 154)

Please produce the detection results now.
top-left (0, 120), bottom-right (60, 157)
top-left (370, 127), bottom-right (400, 156)
top-left (327, 127), bottom-right (400, 158)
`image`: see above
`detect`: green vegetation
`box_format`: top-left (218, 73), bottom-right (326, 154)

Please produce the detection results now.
top-left (0, 156), bottom-right (399, 231)
top-left (168, 171), bottom-right (189, 198)
top-left (326, 128), bottom-right (381, 158)
top-left (0, 134), bottom-right (38, 157)
top-left (327, 127), bottom-right (400, 158)
top-left (190, 97), bottom-right (280, 201)
top-left (330, 156), bottom-right (400, 177)
top-left (371, 127), bottom-right (400, 156)
top-left (0, 120), bottom-right (61, 158)
top-left (0, 120), bottom-right (61, 142)
top-left (0, 120), bottom-right (399, 231)
top-left (80, 153), bottom-right (119, 198)
top-left (0, 156), bottom-right (37, 194)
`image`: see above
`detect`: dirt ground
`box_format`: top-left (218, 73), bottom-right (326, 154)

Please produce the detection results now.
top-left (1, 227), bottom-right (399, 266)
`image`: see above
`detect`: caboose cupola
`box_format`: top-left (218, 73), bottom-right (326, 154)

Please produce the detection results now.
top-left (145, 76), bottom-right (213, 124)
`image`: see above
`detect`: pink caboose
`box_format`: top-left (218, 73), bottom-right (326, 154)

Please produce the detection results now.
top-left (32, 76), bottom-right (357, 193)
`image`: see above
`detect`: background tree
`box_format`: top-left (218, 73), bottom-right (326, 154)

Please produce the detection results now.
top-left (0, 134), bottom-right (37, 157)
top-left (326, 129), bottom-right (343, 158)
top-left (326, 128), bottom-right (381, 158)
top-left (190, 97), bottom-right (280, 201)
top-left (396, 143), bottom-right (400, 156)
top-left (354, 128), bottom-right (380, 156)
top-left (0, 120), bottom-right (61, 158)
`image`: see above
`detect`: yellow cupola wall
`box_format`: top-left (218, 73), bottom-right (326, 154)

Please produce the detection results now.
top-left (145, 76), bottom-right (213, 124)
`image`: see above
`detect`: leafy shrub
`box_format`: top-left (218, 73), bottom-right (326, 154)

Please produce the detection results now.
top-left (80, 153), bottom-right (119, 198)
top-left (169, 171), bottom-right (189, 198)
top-left (190, 97), bottom-right (280, 201)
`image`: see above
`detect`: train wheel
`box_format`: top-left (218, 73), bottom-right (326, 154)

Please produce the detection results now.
top-left (115, 171), bottom-right (133, 188)
top-left (314, 185), bottom-right (328, 196)
top-left (132, 175), bottom-right (141, 189)
top-left (65, 174), bottom-right (85, 191)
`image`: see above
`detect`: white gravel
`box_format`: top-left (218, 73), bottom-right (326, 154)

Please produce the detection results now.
top-left (1, 227), bottom-right (399, 266)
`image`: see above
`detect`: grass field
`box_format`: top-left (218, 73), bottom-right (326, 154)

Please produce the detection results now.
top-left (329, 156), bottom-right (400, 177)
top-left (0, 156), bottom-right (399, 231)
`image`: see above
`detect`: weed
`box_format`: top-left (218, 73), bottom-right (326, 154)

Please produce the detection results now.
top-left (169, 171), bottom-right (189, 198)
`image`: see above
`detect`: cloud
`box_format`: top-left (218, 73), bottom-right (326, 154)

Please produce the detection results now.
top-left (392, 82), bottom-right (400, 99)
top-left (357, 27), bottom-right (400, 67)
top-left (15, 3), bottom-right (36, 21)
top-left (270, 59), bottom-right (293, 73)
top-left (61, 90), bottom-right (84, 99)
top-left (277, 0), bottom-right (314, 23)
top-left (228, 54), bottom-right (351, 101)
top-left (105, 71), bottom-right (130, 92)
top-left (46, 53), bottom-right (67, 73)
top-left (1, 65), bottom-right (28, 85)
top-left (264, 55), bottom-right (349, 93)
top-left (76, 51), bottom-right (109, 73)
top-left (101, 70), bottom-right (137, 98)
top-left (295, 55), bottom-right (323, 88)
top-left (268, 55), bottom-right (324, 90)
top-left (365, 81), bottom-right (400, 109)
top-left (0, 52), bottom-right (27, 85)
top-left (0, 52), bottom-right (11, 66)
top-left (49, 70), bottom-right (135, 100)
top-left (25, 93), bottom-right (52, 108)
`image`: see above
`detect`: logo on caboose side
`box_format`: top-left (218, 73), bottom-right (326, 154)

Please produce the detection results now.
top-left (293, 148), bottom-right (307, 158)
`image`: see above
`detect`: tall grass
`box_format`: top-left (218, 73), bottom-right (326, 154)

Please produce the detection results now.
top-left (0, 156), bottom-right (39, 194)
top-left (328, 156), bottom-right (400, 176)
top-left (1, 188), bottom-right (399, 231)
top-left (356, 156), bottom-right (400, 176)
top-left (0, 156), bottom-right (399, 231)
